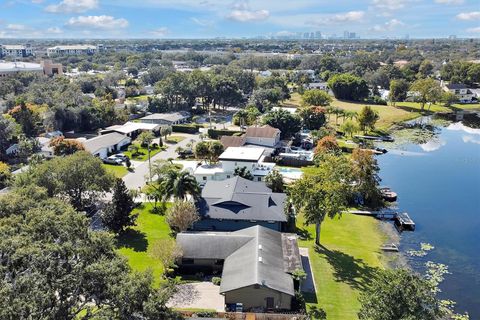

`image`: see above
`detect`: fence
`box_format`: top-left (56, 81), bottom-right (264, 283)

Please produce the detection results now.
top-left (180, 311), bottom-right (306, 320)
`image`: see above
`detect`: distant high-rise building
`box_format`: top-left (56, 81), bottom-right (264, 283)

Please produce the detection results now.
top-left (349, 32), bottom-right (356, 39)
top-left (303, 32), bottom-right (309, 39)
top-left (448, 35), bottom-right (457, 40)
top-left (315, 31), bottom-right (322, 39)
top-left (344, 31), bottom-right (349, 39)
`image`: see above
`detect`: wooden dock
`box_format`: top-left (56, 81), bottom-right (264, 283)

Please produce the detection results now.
top-left (395, 212), bottom-right (416, 231)
top-left (349, 210), bottom-right (416, 231)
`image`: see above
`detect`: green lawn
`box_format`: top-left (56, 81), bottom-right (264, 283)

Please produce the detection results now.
top-left (296, 209), bottom-right (386, 319)
top-left (102, 163), bottom-right (128, 178)
top-left (117, 202), bottom-right (172, 286)
top-left (124, 144), bottom-right (164, 161)
top-left (165, 135), bottom-right (185, 144)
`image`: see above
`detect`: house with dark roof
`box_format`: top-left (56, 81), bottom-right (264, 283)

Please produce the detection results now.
top-left (194, 176), bottom-right (288, 231)
top-left (443, 83), bottom-right (477, 103)
top-left (176, 225), bottom-right (302, 311)
top-left (138, 112), bottom-right (190, 125)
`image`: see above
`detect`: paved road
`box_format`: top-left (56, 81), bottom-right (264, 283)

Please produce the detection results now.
top-left (122, 133), bottom-right (201, 190)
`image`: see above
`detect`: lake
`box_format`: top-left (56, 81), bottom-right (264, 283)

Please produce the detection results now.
top-left (377, 116), bottom-right (480, 318)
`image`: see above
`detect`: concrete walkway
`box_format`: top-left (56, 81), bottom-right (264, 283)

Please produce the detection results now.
top-left (167, 282), bottom-right (225, 312)
top-left (122, 133), bottom-right (201, 190)
top-left (299, 247), bottom-right (317, 293)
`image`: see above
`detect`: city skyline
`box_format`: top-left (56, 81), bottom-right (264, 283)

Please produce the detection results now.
top-left (0, 0), bottom-right (479, 39)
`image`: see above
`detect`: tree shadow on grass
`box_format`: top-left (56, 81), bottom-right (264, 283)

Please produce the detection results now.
top-left (296, 226), bottom-right (313, 241)
top-left (117, 228), bottom-right (148, 252)
top-left (314, 245), bottom-right (378, 291)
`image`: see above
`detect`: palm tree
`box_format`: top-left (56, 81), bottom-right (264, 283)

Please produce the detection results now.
top-left (154, 162), bottom-right (200, 201)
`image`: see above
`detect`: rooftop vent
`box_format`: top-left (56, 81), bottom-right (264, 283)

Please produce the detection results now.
top-left (258, 244), bottom-right (263, 250)
top-left (258, 256), bottom-right (263, 263)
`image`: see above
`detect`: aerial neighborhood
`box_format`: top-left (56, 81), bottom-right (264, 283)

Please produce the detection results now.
top-left (0, 35), bottom-right (478, 320)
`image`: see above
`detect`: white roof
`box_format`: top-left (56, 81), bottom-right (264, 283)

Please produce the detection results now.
top-left (194, 164), bottom-right (225, 175)
top-left (219, 147), bottom-right (265, 162)
top-left (0, 62), bottom-right (42, 72)
top-left (82, 132), bottom-right (130, 154)
top-left (2, 45), bottom-right (27, 50)
top-left (104, 122), bottom-right (160, 134)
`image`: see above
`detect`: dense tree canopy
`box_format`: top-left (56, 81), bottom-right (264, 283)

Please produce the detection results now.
top-left (263, 109), bottom-right (302, 139)
top-left (328, 73), bottom-right (369, 101)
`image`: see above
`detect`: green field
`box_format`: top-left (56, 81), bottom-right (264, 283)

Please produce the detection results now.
top-left (297, 213), bottom-right (386, 320)
top-left (102, 163), bottom-right (128, 178)
top-left (117, 203), bottom-right (172, 286)
top-left (281, 92), bottom-right (480, 131)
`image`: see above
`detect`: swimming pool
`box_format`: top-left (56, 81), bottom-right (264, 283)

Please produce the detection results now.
top-left (277, 167), bottom-right (303, 180)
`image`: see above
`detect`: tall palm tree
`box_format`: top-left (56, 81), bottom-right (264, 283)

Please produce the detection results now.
top-left (156, 164), bottom-right (200, 201)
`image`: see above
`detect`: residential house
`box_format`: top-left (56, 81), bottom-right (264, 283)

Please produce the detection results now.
top-left (443, 83), bottom-right (477, 103)
top-left (176, 225), bottom-right (302, 312)
top-left (100, 122), bottom-right (160, 139)
top-left (138, 112), bottom-right (190, 126)
top-left (245, 125), bottom-right (281, 148)
top-left (194, 176), bottom-right (288, 231)
top-left (306, 82), bottom-right (328, 91)
top-left (186, 147), bottom-right (275, 184)
top-left (36, 137), bottom-right (54, 158)
top-left (220, 135), bottom-right (246, 148)
top-left (81, 132), bottom-right (131, 159)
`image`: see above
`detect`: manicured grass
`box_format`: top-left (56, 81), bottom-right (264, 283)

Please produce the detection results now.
top-left (117, 202), bottom-right (173, 286)
top-left (281, 92), bottom-right (303, 108)
top-left (124, 144), bottom-right (164, 161)
top-left (102, 163), bottom-right (128, 178)
top-left (165, 135), bottom-right (185, 144)
top-left (296, 211), bottom-right (386, 319)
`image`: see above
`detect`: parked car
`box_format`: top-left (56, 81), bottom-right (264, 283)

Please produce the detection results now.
top-left (103, 155), bottom-right (123, 165)
top-left (112, 153), bottom-right (128, 162)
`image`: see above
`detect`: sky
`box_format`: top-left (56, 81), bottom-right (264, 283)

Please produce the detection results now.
top-left (0, 0), bottom-right (479, 39)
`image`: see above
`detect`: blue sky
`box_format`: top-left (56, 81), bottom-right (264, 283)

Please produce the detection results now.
top-left (0, 0), bottom-right (479, 39)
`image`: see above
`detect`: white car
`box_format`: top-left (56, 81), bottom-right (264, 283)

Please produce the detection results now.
top-left (103, 155), bottom-right (123, 165)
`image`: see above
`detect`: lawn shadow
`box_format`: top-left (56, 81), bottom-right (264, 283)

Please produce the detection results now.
top-left (394, 104), bottom-right (433, 115)
top-left (117, 228), bottom-right (148, 252)
top-left (314, 245), bottom-right (378, 291)
top-left (302, 292), bottom-right (318, 304)
top-left (296, 226), bottom-right (313, 241)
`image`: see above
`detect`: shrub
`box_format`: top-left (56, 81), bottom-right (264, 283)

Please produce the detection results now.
top-left (195, 311), bottom-right (217, 318)
top-left (172, 124), bottom-right (199, 134)
top-left (212, 277), bottom-right (221, 286)
top-left (207, 129), bottom-right (242, 139)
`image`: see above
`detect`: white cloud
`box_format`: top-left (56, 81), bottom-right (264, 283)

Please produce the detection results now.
top-left (150, 27), bottom-right (169, 37)
top-left (371, 18), bottom-right (405, 32)
top-left (45, 0), bottom-right (98, 13)
top-left (467, 26), bottom-right (480, 33)
top-left (227, 9), bottom-right (269, 22)
top-left (435, 0), bottom-right (464, 4)
top-left (456, 11), bottom-right (480, 21)
top-left (66, 15), bottom-right (129, 29)
top-left (226, 1), bottom-right (269, 22)
top-left (6, 24), bottom-right (27, 31)
top-left (371, 0), bottom-right (409, 11)
top-left (190, 17), bottom-right (214, 27)
top-left (306, 11), bottom-right (365, 26)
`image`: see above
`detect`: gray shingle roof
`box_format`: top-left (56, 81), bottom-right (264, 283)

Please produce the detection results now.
top-left (177, 226), bottom-right (301, 296)
top-left (139, 112), bottom-right (187, 123)
top-left (198, 177), bottom-right (287, 223)
top-left (82, 132), bottom-right (129, 154)
top-left (219, 226), bottom-right (295, 296)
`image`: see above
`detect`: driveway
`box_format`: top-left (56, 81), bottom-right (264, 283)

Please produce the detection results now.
top-left (167, 281), bottom-right (225, 312)
top-left (122, 133), bottom-right (201, 190)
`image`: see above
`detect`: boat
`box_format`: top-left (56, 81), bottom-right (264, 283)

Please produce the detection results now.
top-left (380, 243), bottom-right (399, 252)
top-left (380, 187), bottom-right (398, 201)
top-left (395, 212), bottom-right (416, 231)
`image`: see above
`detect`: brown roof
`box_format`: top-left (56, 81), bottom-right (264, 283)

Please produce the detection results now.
top-left (245, 125), bottom-right (280, 139)
top-left (220, 135), bottom-right (245, 148)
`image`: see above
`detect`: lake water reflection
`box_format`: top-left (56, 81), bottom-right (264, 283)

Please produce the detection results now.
top-left (377, 117), bottom-right (480, 318)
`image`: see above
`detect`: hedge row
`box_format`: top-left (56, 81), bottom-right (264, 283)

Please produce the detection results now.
top-left (172, 124), bottom-right (199, 134)
top-left (207, 129), bottom-right (243, 139)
